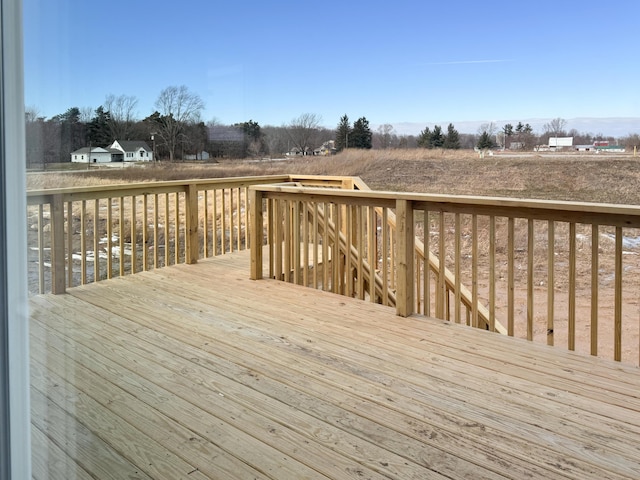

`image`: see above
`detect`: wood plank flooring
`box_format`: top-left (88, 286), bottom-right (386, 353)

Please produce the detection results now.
top-left (29, 250), bottom-right (640, 479)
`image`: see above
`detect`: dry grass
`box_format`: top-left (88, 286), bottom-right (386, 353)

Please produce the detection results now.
top-left (28, 149), bottom-right (640, 204)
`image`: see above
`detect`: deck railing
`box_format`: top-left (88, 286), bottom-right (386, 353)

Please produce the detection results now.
top-left (250, 181), bottom-right (640, 366)
top-left (28, 174), bottom-right (640, 366)
top-left (26, 175), bottom-right (298, 294)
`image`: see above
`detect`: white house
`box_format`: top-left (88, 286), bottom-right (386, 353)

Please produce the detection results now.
top-left (110, 140), bottom-right (154, 162)
top-left (548, 137), bottom-right (574, 151)
top-left (71, 147), bottom-right (124, 163)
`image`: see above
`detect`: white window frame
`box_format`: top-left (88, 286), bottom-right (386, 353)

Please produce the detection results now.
top-left (1, 0), bottom-right (31, 478)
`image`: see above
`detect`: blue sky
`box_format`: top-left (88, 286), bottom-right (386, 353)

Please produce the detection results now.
top-left (23, 0), bottom-right (640, 135)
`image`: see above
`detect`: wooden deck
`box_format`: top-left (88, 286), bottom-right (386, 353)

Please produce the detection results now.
top-left (29, 250), bottom-right (640, 480)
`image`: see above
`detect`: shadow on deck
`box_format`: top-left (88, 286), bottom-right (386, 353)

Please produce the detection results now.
top-left (29, 250), bottom-right (640, 479)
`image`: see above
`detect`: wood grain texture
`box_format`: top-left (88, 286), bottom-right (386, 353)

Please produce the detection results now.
top-left (29, 250), bottom-right (640, 479)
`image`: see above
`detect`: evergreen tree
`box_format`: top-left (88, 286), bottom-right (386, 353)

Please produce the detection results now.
top-left (335, 114), bottom-right (351, 151)
top-left (351, 117), bottom-right (372, 149)
top-left (443, 123), bottom-right (460, 149)
top-left (51, 107), bottom-right (87, 159)
top-left (87, 106), bottom-right (112, 147)
top-left (476, 131), bottom-right (495, 150)
top-left (234, 120), bottom-right (265, 156)
top-left (430, 125), bottom-right (445, 148)
top-left (417, 126), bottom-right (431, 148)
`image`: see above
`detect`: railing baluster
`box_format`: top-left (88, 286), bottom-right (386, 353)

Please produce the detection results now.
top-left (527, 219), bottom-right (534, 341)
top-left (322, 203), bottom-right (329, 291)
top-left (416, 252), bottom-right (422, 313)
top-left (244, 187), bottom-right (250, 250)
top-left (131, 195), bottom-right (137, 274)
top-left (382, 208), bottom-right (389, 306)
top-left (591, 224), bottom-right (599, 356)
top-left (229, 188), bottom-right (235, 252)
top-left (94, 199), bottom-right (100, 282)
top-left (333, 204), bottom-right (341, 294)
top-left (274, 199), bottom-right (283, 281)
top-left (472, 214), bottom-right (478, 328)
top-left (153, 194), bottom-right (159, 269)
top-left (454, 213), bottom-right (461, 324)
top-left (313, 202), bottom-right (319, 288)
top-left (50, 194), bottom-right (66, 294)
top-left (547, 221), bottom-right (555, 345)
top-left (185, 185), bottom-right (199, 265)
top-left (142, 195), bottom-right (148, 271)
top-left (119, 197), bottom-right (124, 277)
top-left (107, 198), bottom-right (113, 279)
top-left (344, 205), bottom-right (352, 296)
top-left (390, 227), bottom-right (395, 292)
top-left (203, 190), bottom-right (209, 258)
top-left (237, 187), bottom-right (242, 252)
top-left (37, 204), bottom-right (44, 294)
top-left (614, 226), bottom-right (623, 361)
top-left (357, 205), bottom-right (365, 300)
top-left (507, 217), bottom-right (515, 336)
top-left (284, 200), bottom-right (292, 283)
top-left (292, 201), bottom-right (300, 285)
top-left (368, 206), bottom-right (376, 302)
top-left (436, 212), bottom-right (446, 319)
top-left (302, 202), bottom-right (309, 287)
top-left (66, 201), bottom-right (72, 287)
top-left (213, 189), bottom-right (219, 256)
top-left (174, 192), bottom-right (180, 265)
top-left (164, 193), bottom-right (170, 267)
top-left (80, 200), bottom-right (86, 284)
top-left (221, 188), bottom-right (227, 254)
top-left (489, 216), bottom-right (496, 332)
top-left (568, 222), bottom-right (576, 351)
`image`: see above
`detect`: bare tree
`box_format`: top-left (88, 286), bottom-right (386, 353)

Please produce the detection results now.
top-left (25, 105), bottom-right (41, 123)
top-left (478, 122), bottom-right (498, 136)
top-left (153, 85), bottom-right (205, 161)
top-left (104, 94), bottom-right (139, 141)
top-left (543, 117), bottom-right (568, 136)
top-left (286, 113), bottom-right (322, 154)
top-left (79, 106), bottom-right (93, 124)
top-left (374, 124), bottom-right (396, 149)
top-left (262, 126), bottom-right (289, 158)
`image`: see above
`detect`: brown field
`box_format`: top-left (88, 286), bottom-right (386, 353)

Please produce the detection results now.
top-left (29, 149), bottom-right (640, 204)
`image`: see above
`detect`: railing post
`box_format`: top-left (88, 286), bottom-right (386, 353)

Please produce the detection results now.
top-left (396, 199), bottom-right (414, 317)
top-left (185, 184), bottom-right (199, 264)
top-left (50, 194), bottom-right (66, 294)
top-left (249, 187), bottom-right (263, 280)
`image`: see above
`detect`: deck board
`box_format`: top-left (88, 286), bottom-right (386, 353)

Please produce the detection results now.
top-left (30, 250), bottom-right (640, 479)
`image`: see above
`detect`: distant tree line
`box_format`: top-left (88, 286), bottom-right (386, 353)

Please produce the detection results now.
top-left (25, 95), bottom-right (640, 168)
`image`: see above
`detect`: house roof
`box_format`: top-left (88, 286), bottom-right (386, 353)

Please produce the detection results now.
top-left (113, 140), bottom-right (152, 151)
top-left (71, 147), bottom-right (110, 155)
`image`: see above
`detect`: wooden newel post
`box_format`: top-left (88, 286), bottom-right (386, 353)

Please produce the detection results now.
top-left (50, 194), bottom-right (66, 294)
top-left (185, 184), bottom-right (199, 265)
top-left (396, 199), bottom-right (414, 317)
top-left (249, 187), bottom-right (263, 280)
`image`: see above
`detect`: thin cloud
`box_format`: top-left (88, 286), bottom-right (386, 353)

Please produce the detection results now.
top-left (423, 59), bottom-right (513, 66)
